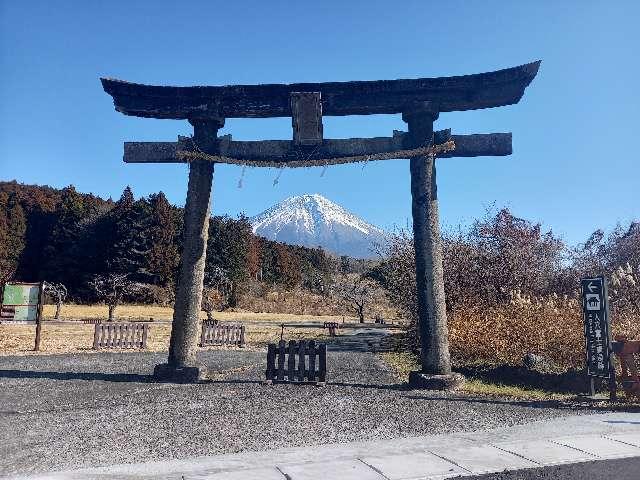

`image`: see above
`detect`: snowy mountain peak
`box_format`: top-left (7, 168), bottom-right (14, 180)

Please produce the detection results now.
top-left (250, 194), bottom-right (387, 258)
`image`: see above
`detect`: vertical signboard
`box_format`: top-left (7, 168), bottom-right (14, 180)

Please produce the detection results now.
top-left (0, 282), bottom-right (45, 351)
top-left (581, 276), bottom-right (616, 399)
top-left (1, 283), bottom-right (42, 323)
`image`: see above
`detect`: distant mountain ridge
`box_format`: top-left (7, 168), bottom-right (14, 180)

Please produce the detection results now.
top-left (249, 194), bottom-right (387, 258)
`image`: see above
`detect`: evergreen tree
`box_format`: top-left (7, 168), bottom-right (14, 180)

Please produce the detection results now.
top-left (41, 186), bottom-right (87, 283)
top-left (0, 193), bottom-right (27, 280)
top-left (145, 192), bottom-right (179, 286)
top-left (12, 184), bottom-right (60, 281)
top-left (205, 215), bottom-right (251, 284)
top-left (108, 186), bottom-right (151, 280)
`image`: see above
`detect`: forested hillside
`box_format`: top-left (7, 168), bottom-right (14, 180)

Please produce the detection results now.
top-left (0, 181), bottom-right (334, 303)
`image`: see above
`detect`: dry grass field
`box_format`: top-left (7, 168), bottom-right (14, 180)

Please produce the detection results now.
top-left (39, 304), bottom-right (352, 324)
top-left (0, 304), bottom-right (356, 355)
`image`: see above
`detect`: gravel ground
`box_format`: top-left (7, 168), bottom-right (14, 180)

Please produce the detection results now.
top-left (0, 347), bottom-right (591, 476)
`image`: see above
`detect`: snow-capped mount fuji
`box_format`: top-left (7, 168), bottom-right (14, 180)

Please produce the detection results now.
top-left (250, 194), bottom-right (387, 258)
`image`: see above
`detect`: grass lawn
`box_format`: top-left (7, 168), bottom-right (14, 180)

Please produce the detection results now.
top-left (380, 351), bottom-right (573, 400)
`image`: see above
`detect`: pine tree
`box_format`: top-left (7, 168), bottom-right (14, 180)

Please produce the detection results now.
top-left (108, 186), bottom-right (151, 280)
top-left (10, 183), bottom-right (60, 281)
top-left (205, 215), bottom-right (251, 284)
top-left (145, 192), bottom-right (180, 286)
top-left (41, 186), bottom-right (87, 282)
top-left (0, 193), bottom-right (27, 280)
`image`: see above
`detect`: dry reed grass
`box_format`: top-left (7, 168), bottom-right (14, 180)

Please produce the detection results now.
top-left (449, 303), bottom-right (640, 371)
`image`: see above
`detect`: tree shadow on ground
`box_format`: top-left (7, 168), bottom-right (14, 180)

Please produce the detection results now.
top-left (0, 369), bottom-right (153, 383)
top-left (456, 364), bottom-right (591, 395)
top-left (326, 380), bottom-right (408, 391)
top-left (326, 332), bottom-right (397, 353)
top-left (0, 369), bottom-right (266, 385)
top-left (401, 393), bottom-right (640, 412)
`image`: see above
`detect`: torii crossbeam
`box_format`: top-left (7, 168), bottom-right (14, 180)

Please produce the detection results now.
top-left (101, 60), bottom-right (540, 387)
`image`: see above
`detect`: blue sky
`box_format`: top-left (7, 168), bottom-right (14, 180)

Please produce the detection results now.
top-left (1, 0), bottom-right (638, 245)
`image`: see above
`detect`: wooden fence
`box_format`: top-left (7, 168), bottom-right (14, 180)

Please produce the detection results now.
top-left (265, 340), bottom-right (326, 385)
top-left (200, 321), bottom-right (245, 347)
top-left (93, 322), bottom-right (149, 349)
top-left (323, 321), bottom-right (340, 337)
top-left (612, 336), bottom-right (640, 398)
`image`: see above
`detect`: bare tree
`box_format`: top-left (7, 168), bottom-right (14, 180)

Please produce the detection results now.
top-left (43, 281), bottom-right (67, 319)
top-left (331, 273), bottom-right (378, 323)
top-left (201, 266), bottom-right (233, 322)
top-left (611, 263), bottom-right (640, 316)
top-left (89, 273), bottom-right (139, 321)
top-left (0, 266), bottom-right (15, 286)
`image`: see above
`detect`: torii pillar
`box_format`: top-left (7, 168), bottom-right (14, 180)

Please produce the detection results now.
top-left (154, 118), bottom-right (223, 382)
top-left (403, 102), bottom-right (464, 389)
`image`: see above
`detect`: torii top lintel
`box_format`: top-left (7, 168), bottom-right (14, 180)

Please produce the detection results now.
top-left (101, 61), bottom-right (540, 120)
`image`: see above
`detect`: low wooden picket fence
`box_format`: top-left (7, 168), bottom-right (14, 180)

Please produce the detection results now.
top-left (265, 339), bottom-right (326, 385)
top-left (323, 321), bottom-right (340, 337)
top-left (612, 336), bottom-right (640, 398)
top-left (200, 321), bottom-right (245, 347)
top-left (93, 322), bottom-right (149, 350)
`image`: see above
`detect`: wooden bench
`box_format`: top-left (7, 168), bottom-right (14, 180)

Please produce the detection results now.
top-left (612, 336), bottom-right (640, 398)
top-left (323, 321), bottom-right (340, 336)
top-left (265, 339), bottom-right (326, 385)
top-left (93, 322), bottom-right (149, 349)
top-left (200, 322), bottom-right (245, 347)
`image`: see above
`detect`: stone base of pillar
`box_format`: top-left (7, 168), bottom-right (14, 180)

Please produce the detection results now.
top-left (408, 371), bottom-right (465, 390)
top-left (153, 363), bottom-right (209, 383)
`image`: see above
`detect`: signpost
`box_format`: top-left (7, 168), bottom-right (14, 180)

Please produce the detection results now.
top-left (580, 276), bottom-right (616, 400)
top-left (0, 282), bottom-right (45, 350)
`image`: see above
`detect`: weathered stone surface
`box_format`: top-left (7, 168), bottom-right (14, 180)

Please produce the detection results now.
top-left (153, 363), bottom-right (209, 383)
top-left (163, 119), bottom-right (223, 376)
top-left (405, 102), bottom-right (453, 377)
top-left (408, 371), bottom-right (465, 390)
top-left (101, 61), bottom-right (541, 119)
top-left (523, 353), bottom-right (557, 373)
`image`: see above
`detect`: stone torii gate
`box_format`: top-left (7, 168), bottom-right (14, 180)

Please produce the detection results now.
top-left (101, 61), bottom-right (540, 387)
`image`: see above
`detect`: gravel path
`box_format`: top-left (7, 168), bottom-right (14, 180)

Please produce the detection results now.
top-left (0, 348), bottom-right (590, 476)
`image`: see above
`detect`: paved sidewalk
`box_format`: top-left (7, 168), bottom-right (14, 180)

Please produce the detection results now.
top-left (11, 412), bottom-right (640, 479)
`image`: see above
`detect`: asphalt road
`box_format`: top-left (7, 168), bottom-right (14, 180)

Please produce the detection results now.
top-left (458, 457), bottom-right (640, 479)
